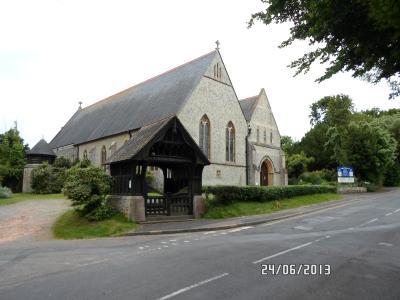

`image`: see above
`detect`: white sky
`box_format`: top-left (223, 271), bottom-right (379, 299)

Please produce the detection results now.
top-left (1, 0), bottom-right (399, 147)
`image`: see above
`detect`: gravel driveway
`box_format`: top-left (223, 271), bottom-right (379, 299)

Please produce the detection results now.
top-left (0, 199), bottom-right (70, 245)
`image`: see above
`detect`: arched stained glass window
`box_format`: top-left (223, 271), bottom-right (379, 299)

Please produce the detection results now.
top-left (226, 121), bottom-right (235, 162)
top-left (199, 115), bottom-right (210, 158)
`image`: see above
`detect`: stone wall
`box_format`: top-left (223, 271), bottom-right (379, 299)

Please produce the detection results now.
top-left (177, 53), bottom-right (247, 186)
top-left (77, 133), bottom-right (130, 166)
top-left (246, 89), bottom-right (287, 186)
top-left (109, 195), bottom-right (145, 222)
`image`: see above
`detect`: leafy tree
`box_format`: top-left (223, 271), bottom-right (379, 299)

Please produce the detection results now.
top-left (299, 123), bottom-right (336, 171)
top-left (309, 95), bottom-right (354, 126)
top-left (287, 151), bottom-right (314, 179)
top-left (327, 121), bottom-right (397, 185)
top-left (0, 127), bottom-right (28, 192)
top-left (249, 0), bottom-right (400, 98)
top-left (280, 135), bottom-right (300, 156)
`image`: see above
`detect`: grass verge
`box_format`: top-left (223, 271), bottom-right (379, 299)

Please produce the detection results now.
top-left (52, 210), bottom-right (139, 239)
top-left (203, 193), bottom-right (342, 219)
top-left (0, 193), bottom-right (66, 206)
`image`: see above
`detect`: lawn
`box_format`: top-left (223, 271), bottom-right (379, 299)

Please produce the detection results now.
top-left (52, 210), bottom-right (139, 239)
top-left (203, 193), bottom-right (342, 219)
top-left (0, 193), bottom-right (66, 206)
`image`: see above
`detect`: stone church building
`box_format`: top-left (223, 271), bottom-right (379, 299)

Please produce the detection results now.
top-left (48, 49), bottom-right (287, 188)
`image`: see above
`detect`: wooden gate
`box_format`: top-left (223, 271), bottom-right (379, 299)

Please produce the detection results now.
top-left (145, 193), bottom-right (192, 216)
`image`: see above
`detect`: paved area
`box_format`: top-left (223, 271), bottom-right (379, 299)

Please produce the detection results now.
top-left (0, 199), bottom-right (70, 245)
top-left (131, 193), bottom-right (363, 235)
top-left (0, 189), bottom-right (399, 299)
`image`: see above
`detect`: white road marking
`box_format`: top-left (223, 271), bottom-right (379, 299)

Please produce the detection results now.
top-left (161, 241), bottom-right (167, 244)
top-left (252, 235), bottom-right (331, 264)
top-left (252, 242), bottom-right (313, 264)
top-left (169, 239), bottom-right (177, 242)
top-left (348, 227), bottom-right (354, 230)
top-left (366, 218), bottom-right (378, 224)
top-left (157, 273), bottom-right (229, 300)
top-left (219, 232), bottom-right (228, 235)
top-left (378, 242), bottom-right (393, 247)
top-left (184, 240), bottom-right (190, 243)
top-left (394, 209), bottom-right (400, 213)
top-left (163, 245), bottom-right (169, 248)
top-left (229, 226), bottom-right (254, 233)
top-left (138, 247), bottom-right (144, 250)
top-left (203, 231), bottom-right (216, 235)
top-left (194, 238), bottom-right (199, 241)
top-left (77, 259), bottom-right (109, 267)
top-left (171, 243), bottom-right (178, 246)
top-left (385, 212), bottom-right (393, 216)
top-left (360, 218), bottom-right (378, 227)
top-left (294, 226), bottom-right (313, 231)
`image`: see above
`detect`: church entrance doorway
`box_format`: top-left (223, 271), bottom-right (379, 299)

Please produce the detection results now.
top-left (260, 159), bottom-right (273, 186)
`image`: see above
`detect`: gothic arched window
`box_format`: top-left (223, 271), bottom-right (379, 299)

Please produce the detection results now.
top-left (83, 150), bottom-right (88, 160)
top-left (101, 145), bottom-right (107, 164)
top-left (199, 115), bottom-right (211, 158)
top-left (226, 121), bottom-right (235, 162)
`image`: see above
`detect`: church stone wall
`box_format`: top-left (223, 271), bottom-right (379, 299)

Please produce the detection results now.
top-left (178, 62), bottom-right (247, 186)
top-left (77, 133), bottom-right (130, 166)
top-left (247, 90), bottom-right (287, 186)
top-left (53, 144), bottom-right (78, 162)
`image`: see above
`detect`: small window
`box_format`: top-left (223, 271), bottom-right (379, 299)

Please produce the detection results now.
top-left (264, 129), bottom-right (267, 143)
top-left (214, 63), bottom-right (222, 80)
top-left (256, 127), bottom-right (260, 143)
top-left (83, 150), bottom-right (88, 160)
top-left (270, 130), bottom-right (273, 144)
top-left (226, 121), bottom-right (235, 162)
top-left (199, 114), bottom-right (211, 159)
top-left (101, 145), bottom-right (107, 164)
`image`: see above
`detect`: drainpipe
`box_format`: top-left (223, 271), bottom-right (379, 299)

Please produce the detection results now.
top-left (245, 123), bottom-right (251, 185)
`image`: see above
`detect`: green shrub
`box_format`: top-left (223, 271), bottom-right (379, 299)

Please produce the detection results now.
top-left (53, 156), bottom-right (72, 168)
top-left (63, 165), bottom-right (113, 220)
top-left (205, 185), bottom-right (336, 205)
top-left (31, 163), bottom-right (67, 194)
top-left (0, 186), bottom-right (12, 199)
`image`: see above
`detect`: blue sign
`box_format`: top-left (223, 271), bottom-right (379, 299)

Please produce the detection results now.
top-left (337, 166), bottom-right (353, 177)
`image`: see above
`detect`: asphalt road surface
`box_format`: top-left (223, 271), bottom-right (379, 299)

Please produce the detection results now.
top-left (0, 190), bottom-right (399, 300)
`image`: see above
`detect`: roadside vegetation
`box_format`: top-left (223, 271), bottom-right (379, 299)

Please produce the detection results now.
top-left (53, 210), bottom-right (138, 239)
top-left (204, 193), bottom-right (342, 219)
top-left (281, 96), bottom-right (400, 190)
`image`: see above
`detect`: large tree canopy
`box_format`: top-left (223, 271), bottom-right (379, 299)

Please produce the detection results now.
top-left (0, 127), bottom-right (28, 192)
top-left (249, 0), bottom-right (400, 98)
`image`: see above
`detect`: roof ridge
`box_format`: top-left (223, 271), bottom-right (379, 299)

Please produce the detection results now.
top-left (239, 95), bottom-right (258, 102)
top-left (82, 50), bottom-right (217, 112)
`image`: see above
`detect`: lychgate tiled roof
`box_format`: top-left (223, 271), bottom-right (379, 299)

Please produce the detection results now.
top-left (50, 51), bottom-right (217, 148)
top-left (106, 116), bottom-right (173, 164)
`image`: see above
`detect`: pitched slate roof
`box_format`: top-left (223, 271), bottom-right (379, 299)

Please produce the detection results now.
top-left (106, 116), bottom-right (210, 165)
top-left (239, 95), bottom-right (258, 122)
top-left (106, 116), bottom-right (173, 164)
top-left (50, 51), bottom-right (217, 148)
top-left (27, 139), bottom-right (56, 156)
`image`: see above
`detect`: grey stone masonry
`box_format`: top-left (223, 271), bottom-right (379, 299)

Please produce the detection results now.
top-left (109, 195), bottom-right (145, 222)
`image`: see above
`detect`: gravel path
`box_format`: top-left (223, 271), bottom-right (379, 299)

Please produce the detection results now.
top-left (0, 199), bottom-right (70, 245)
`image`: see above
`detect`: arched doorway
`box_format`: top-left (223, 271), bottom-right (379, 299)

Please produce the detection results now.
top-left (260, 159), bottom-right (273, 186)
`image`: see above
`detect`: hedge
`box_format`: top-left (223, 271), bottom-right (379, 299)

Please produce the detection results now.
top-left (202, 185), bottom-right (337, 204)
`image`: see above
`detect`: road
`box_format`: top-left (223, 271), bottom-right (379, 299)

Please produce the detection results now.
top-left (0, 190), bottom-right (399, 300)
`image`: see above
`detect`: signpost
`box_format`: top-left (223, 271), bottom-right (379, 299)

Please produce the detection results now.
top-left (337, 166), bottom-right (355, 183)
